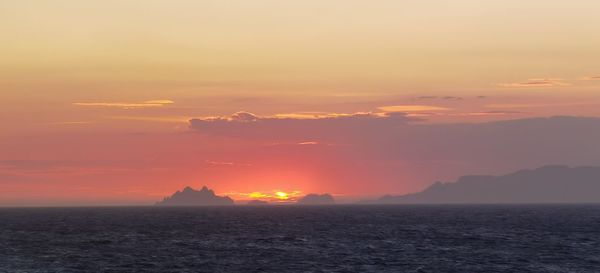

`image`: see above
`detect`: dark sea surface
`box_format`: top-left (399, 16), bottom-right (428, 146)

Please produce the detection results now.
top-left (1, 205), bottom-right (599, 273)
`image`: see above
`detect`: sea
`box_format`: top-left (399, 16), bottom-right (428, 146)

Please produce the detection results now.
top-left (0, 205), bottom-right (599, 273)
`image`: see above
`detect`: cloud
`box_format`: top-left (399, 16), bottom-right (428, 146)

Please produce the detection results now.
top-left (297, 141), bottom-right (320, 145)
top-left (442, 96), bottom-right (463, 100)
top-left (195, 111), bottom-right (411, 123)
top-left (230, 111), bottom-right (259, 122)
top-left (398, 110), bottom-right (525, 118)
top-left (0, 160), bottom-right (138, 177)
top-left (415, 96), bottom-right (462, 100)
top-left (204, 160), bottom-right (252, 167)
top-left (109, 116), bottom-right (189, 123)
top-left (7, 113), bottom-right (600, 203)
top-left (378, 105), bottom-right (452, 112)
top-left (272, 112), bottom-right (386, 120)
top-left (581, 75), bottom-right (600, 80)
top-left (74, 100), bottom-right (174, 109)
top-left (486, 103), bottom-right (544, 109)
top-left (486, 102), bottom-right (597, 109)
top-left (416, 96), bottom-right (438, 100)
top-left (499, 78), bottom-right (569, 88)
top-left (188, 112), bottom-right (600, 172)
top-left (185, 114), bottom-right (600, 199)
top-left (189, 111), bottom-right (419, 142)
top-left (48, 121), bottom-right (93, 125)
top-left (264, 141), bottom-right (333, 147)
top-left (144, 100), bottom-right (175, 104)
top-left (458, 110), bottom-right (525, 116)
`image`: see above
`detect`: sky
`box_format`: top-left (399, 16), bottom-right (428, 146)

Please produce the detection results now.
top-left (1, 0), bottom-right (600, 206)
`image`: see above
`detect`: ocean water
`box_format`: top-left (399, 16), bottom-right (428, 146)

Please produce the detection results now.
top-left (0, 205), bottom-right (599, 273)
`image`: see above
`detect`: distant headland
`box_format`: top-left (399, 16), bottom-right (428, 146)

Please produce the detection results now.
top-left (369, 165), bottom-right (600, 204)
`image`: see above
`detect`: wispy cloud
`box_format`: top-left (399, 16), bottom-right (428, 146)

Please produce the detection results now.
top-left (297, 141), bottom-right (320, 145)
top-left (48, 121), bottom-right (93, 125)
top-left (405, 111), bottom-right (524, 118)
top-left (499, 78), bottom-right (569, 88)
top-left (486, 102), bottom-right (598, 109)
top-left (0, 160), bottom-right (136, 177)
top-left (189, 111), bottom-right (418, 141)
top-left (415, 96), bottom-right (462, 100)
top-left (486, 103), bottom-right (542, 109)
top-left (378, 105), bottom-right (451, 112)
top-left (109, 116), bottom-right (189, 123)
top-left (581, 75), bottom-right (600, 80)
top-left (265, 141), bottom-right (335, 147)
top-left (74, 100), bottom-right (174, 109)
top-left (458, 111), bottom-right (525, 116)
top-left (274, 112), bottom-right (386, 119)
top-left (205, 160), bottom-right (252, 167)
top-left (200, 111), bottom-right (394, 122)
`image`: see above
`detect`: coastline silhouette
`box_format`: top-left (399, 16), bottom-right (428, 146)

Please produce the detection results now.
top-left (371, 165), bottom-right (600, 204)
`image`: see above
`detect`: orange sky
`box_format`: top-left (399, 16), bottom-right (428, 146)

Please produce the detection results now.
top-left (1, 1), bottom-right (600, 205)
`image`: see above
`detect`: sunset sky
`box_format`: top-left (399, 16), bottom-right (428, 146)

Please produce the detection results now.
top-left (2, 0), bottom-right (600, 206)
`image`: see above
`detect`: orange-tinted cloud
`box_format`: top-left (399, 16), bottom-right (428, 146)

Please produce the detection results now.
top-left (297, 141), bottom-right (320, 145)
top-left (415, 96), bottom-right (463, 100)
top-left (499, 78), bottom-right (569, 88)
top-left (189, 114), bottom-right (600, 183)
top-left (408, 110), bottom-right (525, 118)
top-left (48, 121), bottom-right (93, 126)
top-left (0, 160), bottom-right (139, 178)
top-left (74, 100), bottom-right (174, 109)
top-left (189, 111), bottom-right (418, 142)
top-left (486, 102), bottom-right (596, 109)
top-left (378, 105), bottom-right (451, 112)
top-left (205, 160), bottom-right (252, 167)
top-left (108, 116), bottom-right (189, 123)
top-left (582, 75), bottom-right (600, 80)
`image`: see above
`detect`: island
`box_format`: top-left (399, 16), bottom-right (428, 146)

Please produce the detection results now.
top-left (156, 186), bottom-right (234, 206)
top-left (297, 193), bottom-right (335, 205)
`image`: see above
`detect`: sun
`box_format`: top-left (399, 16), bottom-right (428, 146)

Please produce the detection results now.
top-left (240, 190), bottom-right (301, 202)
top-left (275, 191), bottom-right (289, 200)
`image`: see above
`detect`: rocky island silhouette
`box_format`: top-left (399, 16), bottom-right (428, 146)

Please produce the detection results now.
top-left (297, 193), bottom-right (335, 205)
top-left (156, 186), bottom-right (234, 206)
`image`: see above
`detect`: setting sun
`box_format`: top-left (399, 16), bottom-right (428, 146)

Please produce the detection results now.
top-left (275, 191), bottom-right (289, 200)
top-left (228, 190), bottom-right (304, 203)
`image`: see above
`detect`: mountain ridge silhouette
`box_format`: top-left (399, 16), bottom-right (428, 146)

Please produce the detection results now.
top-left (372, 165), bottom-right (600, 204)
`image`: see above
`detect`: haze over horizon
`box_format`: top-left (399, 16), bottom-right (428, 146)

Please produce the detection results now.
top-left (2, 1), bottom-right (600, 206)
